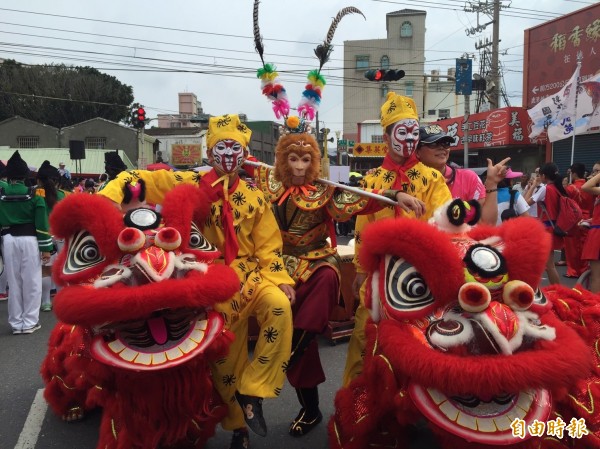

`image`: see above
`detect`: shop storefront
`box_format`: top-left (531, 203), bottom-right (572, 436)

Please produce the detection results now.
top-left (348, 143), bottom-right (386, 175)
top-left (433, 107), bottom-right (545, 174)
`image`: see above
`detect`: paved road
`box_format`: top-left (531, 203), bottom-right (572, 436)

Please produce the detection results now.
top-left (0, 246), bottom-right (581, 449)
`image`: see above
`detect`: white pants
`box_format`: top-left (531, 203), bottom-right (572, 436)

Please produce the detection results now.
top-left (0, 262), bottom-right (7, 293)
top-left (4, 235), bottom-right (42, 331)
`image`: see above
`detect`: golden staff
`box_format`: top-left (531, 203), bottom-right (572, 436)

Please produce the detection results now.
top-left (243, 159), bottom-right (398, 206)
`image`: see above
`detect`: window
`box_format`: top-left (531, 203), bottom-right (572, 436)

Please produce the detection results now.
top-left (400, 21), bottom-right (413, 37)
top-left (428, 109), bottom-right (437, 116)
top-left (438, 109), bottom-right (450, 118)
top-left (380, 55), bottom-right (390, 69)
top-left (356, 55), bottom-right (369, 69)
top-left (405, 81), bottom-right (414, 97)
top-left (381, 83), bottom-right (389, 98)
top-left (170, 122), bottom-right (182, 128)
top-left (371, 135), bottom-right (384, 143)
top-left (85, 137), bottom-right (107, 149)
top-left (17, 136), bottom-right (39, 148)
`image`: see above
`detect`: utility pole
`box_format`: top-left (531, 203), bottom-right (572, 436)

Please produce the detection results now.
top-left (490, 0), bottom-right (500, 109)
top-left (464, 0), bottom-right (506, 110)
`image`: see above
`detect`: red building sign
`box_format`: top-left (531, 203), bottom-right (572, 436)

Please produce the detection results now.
top-left (171, 144), bottom-right (202, 165)
top-left (434, 107), bottom-right (536, 151)
top-left (523, 3), bottom-right (600, 109)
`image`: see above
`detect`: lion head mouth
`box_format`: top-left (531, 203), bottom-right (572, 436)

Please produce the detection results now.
top-left (90, 309), bottom-right (224, 371)
top-left (409, 384), bottom-right (551, 445)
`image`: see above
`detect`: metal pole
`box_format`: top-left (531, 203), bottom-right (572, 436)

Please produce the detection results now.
top-left (244, 159), bottom-right (398, 206)
top-left (464, 94), bottom-right (470, 168)
top-left (570, 55), bottom-right (582, 166)
top-left (490, 0), bottom-right (500, 109)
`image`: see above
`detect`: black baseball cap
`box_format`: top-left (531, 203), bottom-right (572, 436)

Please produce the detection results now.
top-left (418, 125), bottom-right (454, 147)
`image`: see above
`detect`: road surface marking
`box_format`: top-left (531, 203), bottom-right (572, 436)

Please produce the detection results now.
top-left (15, 388), bottom-right (47, 449)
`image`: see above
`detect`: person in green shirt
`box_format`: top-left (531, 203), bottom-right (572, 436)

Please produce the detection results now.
top-left (0, 151), bottom-right (53, 334)
top-left (0, 160), bottom-right (8, 301)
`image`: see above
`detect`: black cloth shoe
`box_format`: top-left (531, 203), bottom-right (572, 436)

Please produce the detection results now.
top-left (289, 387), bottom-right (322, 437)
top-left (289, 408), bottom-right (323, 437)
top-left (229, 428), bottom-right (250, 449)
top-left (235, 391), bottom-right (267, 437)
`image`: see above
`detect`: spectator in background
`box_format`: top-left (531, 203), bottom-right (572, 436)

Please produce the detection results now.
top-left (523, 167), bottom-right (542, 218)
top-left (0, 160), bottom-right (7, 301)
top-left (497, 168), bottom-right (530, 224)
top-left (58, 175), bottom-right (73, 192)
top-left (74, 178), bottom-right (86, 193)
top-left (57, 162), bottom-right (71, 180)
top-left (415, 124), bottom-right (509, 225)
top-left (84, 178), bottom-right (96, 194)
top-left (582, 161), bottom-right (600, 293)
top-left (529, 163), bottom-right (567, 285)
top-left (564, 162), bottom-right (594, 278)
top-left (35, 161), bottom-right (69, 312)
top-left (512, 173), bottom-right (529, 194)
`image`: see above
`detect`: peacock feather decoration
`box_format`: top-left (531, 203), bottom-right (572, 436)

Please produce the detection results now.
top-left (253, 0), bottom-right (365, 132)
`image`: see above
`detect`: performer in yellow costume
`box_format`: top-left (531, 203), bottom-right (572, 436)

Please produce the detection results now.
top-left (98, 114), bottom-right (295, 449)
top-left (342, 93), bottom-right (453, 386)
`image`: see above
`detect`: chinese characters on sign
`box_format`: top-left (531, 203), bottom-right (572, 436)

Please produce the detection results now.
top-left (524, 3), bottom-right (600, 109)
top-left (352, 143), bottom-right (387, 157)
top-left (510, 417), bottom-right (589, 440)
top-left (434, 107), bottom-right (532, 151)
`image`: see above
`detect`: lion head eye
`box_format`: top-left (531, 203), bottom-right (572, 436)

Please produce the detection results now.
top-left (384, 255), bottom-right (434, 312)
top-left (64, 231), bottom-right (105, 274)
top-left (463, 244), bottom-right (506, 278)
top-left (188, 222), bottom-right (216, 252)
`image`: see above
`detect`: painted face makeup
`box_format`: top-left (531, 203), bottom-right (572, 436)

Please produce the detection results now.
top-left (212, 140), bottom-right (245, 174)
top-left (390, 119), bottom-right (420, 158)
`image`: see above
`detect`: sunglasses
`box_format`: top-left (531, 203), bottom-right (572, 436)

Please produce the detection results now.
top-left (423, 141), bottom-right (450, 149)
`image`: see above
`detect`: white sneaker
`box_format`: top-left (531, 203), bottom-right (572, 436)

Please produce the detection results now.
top-left (21, 323), bottom-right (41, 334)
top-left (12, 328), bottom-right (22, 335)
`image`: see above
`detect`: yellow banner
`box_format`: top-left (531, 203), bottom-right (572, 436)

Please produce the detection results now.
top-left (351, 143), bottom-right (387, 157)
top-left (171, 144), bottom-right (202, 165)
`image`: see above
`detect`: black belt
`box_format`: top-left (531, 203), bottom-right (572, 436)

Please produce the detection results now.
top-left (1, 223), bottom-right (36, 237)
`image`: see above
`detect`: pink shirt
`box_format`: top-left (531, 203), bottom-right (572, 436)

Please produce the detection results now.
top-left (444, 166), bottom-right (487, 202)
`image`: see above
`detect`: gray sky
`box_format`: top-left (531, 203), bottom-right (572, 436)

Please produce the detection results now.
top-left (0, 0), bottom-right (594, 134)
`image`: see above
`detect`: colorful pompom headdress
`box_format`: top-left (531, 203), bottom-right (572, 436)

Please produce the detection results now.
top-left (253, 0), bottom-right (365, 133)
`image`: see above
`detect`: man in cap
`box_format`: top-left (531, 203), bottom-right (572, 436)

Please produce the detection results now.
top-left (342, 93), bottom-right (452, 386)
top-left (98, 114), bottom-right (294, 449)
top-left (0, 151), bottom-right (53, 334)
top-left (58, 162), bottom-right (71, 180)
top-left (415, 124), bottom-right (510, 225)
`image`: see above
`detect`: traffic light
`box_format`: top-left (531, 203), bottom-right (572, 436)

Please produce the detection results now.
top-left (364, 69), bottom-right (405, 82)
top-left (136, 107), bottom-right (146, 128)
top-left (131, 107), bottom-right (146, 129)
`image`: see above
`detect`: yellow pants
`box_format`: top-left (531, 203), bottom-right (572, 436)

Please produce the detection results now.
top-left (342, 279), bottom-right (368, 387)
top-left (211, 282), bottom-right (292, 431)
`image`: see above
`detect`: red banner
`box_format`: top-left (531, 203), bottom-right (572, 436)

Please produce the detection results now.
top-left (433, 107), bottom-right (536, 151)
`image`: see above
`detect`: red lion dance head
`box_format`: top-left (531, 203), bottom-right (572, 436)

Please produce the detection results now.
top-left (41, 184), bottom-right (239, 449)
top-left (330, 200), bottom-right (600, 449)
